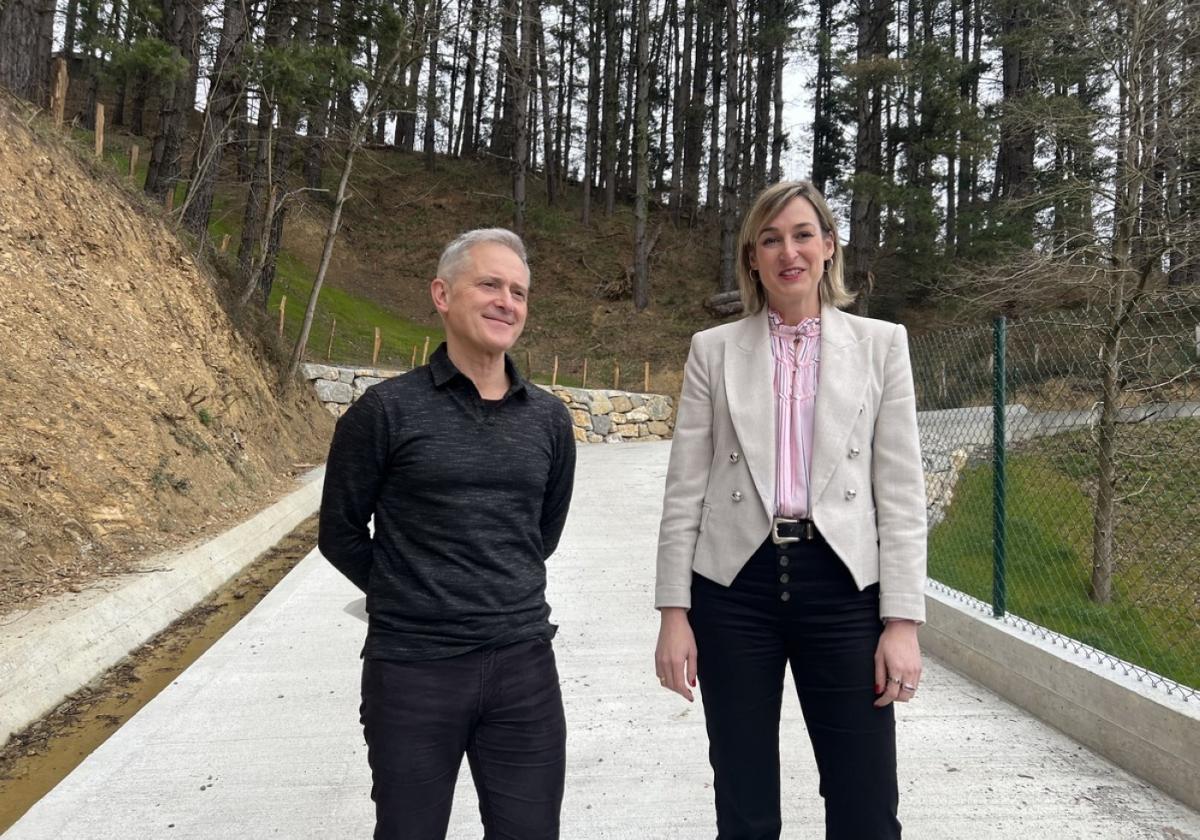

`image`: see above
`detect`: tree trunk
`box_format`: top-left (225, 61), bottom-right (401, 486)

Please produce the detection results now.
top-left (475, 0), bottom-right (494, 151)
top-left (64, 0), bottom-right (80, 56)
top-left (751, 2), bottom-right (771, 196)
top-left (846, 0), bottom-right (889, 313)
top-left (182, 0), bottom-right (249, 237)
top-left (1089, 299), bottom-right (1124, 604)
top-left (582, 0), bottom-right (601, 224)
top-left (143, 0), bottom-right (203, 204)
top-left (683, 2), bottom-right (708, 223)
top-left (770, 38), bottom-right (784, 183)
top-left (236, 0), bottom-right (289, 279)
top-left (600, 0), bottom-right (619, 215)
top-left (424, 0), bottom-right (442, 169)
top-left (706, 5), bottom-right (722, 214)
top-left (558, 0), bottom-right (577, 195)
top-left (718, 0), bottom-right (739, 292)
top-left (303, 0), bottom-right (336, 191)
top-left (534, 1), bottom-right (556, 203)
top-left (633, 0), bottom-right (651, 311)
top-left (491, 0), bottom-right (519, 159)
top-left (512, 0), bottom-right (533, 233)
top-left (446, 0), bottom-right (465, 155)
top-left (992, 0), bottom-right (1037, 238)
top-left (669, 0), bottom-right (695, 223)
top-left (399, 0), bottom-right (429, 151)
top-left (0, 0), bottom-right (55, 106)
top-left (812, 0), bottom-right (837, 192)
top-left (457, 0), bottom-right (483, 154)
top-left (618, 15), bottom-right (635, 196)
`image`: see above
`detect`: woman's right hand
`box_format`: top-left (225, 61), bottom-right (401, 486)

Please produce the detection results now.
top-left (655, 607), bottom-right (698, 702)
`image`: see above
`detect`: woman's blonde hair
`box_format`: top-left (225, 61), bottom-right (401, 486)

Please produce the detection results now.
top-left (735, 181), bottom-right (855, 314)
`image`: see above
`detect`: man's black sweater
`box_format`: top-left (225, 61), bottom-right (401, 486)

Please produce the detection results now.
top-left (318, 344), bottom-right (577, 661)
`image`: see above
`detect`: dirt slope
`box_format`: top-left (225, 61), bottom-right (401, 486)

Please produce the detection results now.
top-left (0, 94), bottom-right (332, 616)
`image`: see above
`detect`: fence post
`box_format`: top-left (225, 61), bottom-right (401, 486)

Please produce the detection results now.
top-left (129, 144), bottom-right (139, 177)
top-left (643, 361), bottom-right (650, 392)
top-left (326, 317), bottom-right (336, 361)
top-left (581, 358), bottom-right (589, 389)
top-left (992, 316), bottom-right (1008, 618)
top-left (372, 327), bottom-right (382, 365)
top-left (552, 355), bottom-right (559, 387)
top-left (278, 296), bottom-right (287, 338)
top-left (94, 103), bottom-right (105, 158)
top-left (49, 58), bottom-right (68, 129)
top-left (421, 336), bottom-right (430, 366)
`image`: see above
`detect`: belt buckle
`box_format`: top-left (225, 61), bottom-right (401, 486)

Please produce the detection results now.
top-left (772, 517), bottom-right (800, 545)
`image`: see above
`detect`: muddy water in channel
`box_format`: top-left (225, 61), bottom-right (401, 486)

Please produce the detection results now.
top-left (0, 516), bottom-right (320, 832)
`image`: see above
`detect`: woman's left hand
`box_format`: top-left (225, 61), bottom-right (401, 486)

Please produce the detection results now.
top-left (873, 619), bottom-right (922, 707)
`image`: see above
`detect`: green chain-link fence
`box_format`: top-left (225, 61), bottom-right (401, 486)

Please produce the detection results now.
top-left (911, 291), bottom-right (1200, 698)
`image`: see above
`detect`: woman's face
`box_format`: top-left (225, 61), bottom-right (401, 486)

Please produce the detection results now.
top-left (748, 196), bottom-right (835, 319)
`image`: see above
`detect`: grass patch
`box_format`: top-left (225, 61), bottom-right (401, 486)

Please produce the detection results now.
top-left (930, 428), bottom-right (1200, 689)
top-left (268, 261), bottom-right (444, 367)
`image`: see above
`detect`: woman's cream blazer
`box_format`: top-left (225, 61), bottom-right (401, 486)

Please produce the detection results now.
top-left (655, 304), bottom-right (927, 622)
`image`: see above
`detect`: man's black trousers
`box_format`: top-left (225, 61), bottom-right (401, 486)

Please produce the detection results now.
top-left (689, 535), bottom-right (902, 840)
top-left (360, 637), bottom-right (566, 840)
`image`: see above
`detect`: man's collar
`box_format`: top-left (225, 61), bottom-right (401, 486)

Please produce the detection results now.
top-left (429, 342), bottom-right (529, 398)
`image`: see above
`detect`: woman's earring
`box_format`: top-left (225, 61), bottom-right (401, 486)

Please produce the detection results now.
top-left (823, 258), bottom-right (832, 275)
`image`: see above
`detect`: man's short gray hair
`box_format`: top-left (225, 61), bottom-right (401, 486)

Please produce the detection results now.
top-left (436, 228), bottom-right (529, 284)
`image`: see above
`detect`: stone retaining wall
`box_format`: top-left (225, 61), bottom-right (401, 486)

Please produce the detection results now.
top-left (301, 364), bottom-right (676, 442)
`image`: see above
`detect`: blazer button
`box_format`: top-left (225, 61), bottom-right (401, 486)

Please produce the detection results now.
top-left (845, 489), bottom-right (857, 500)
top-left (848, 447), bottom-right (860, 458)
top-left (730, 452), bottom-right (740, 463)
top-left (731, 490), bottom-right (743, 502)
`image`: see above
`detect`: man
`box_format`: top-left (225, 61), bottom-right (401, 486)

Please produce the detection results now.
top-left (318, 228), bottom-right (576, 840)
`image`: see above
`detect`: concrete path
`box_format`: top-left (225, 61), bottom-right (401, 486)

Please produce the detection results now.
top-left (6, 442), bottom-right (1200, 839)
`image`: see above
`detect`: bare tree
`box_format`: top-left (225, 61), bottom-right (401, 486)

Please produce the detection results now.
top-left (946, 0), bottom-right (1200, 605)
top-left (289, 18), bottom-right (417, 378)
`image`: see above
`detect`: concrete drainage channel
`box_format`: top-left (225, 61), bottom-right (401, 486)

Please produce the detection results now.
top-left (0, 468), bottom-right (325, 832)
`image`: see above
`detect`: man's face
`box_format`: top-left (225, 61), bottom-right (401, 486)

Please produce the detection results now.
top-left (431, 242), bottom-right (530, 356)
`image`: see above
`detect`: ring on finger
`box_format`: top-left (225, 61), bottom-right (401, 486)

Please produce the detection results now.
top-left (888, 676), bottom-right (902, 685)
top-left (900, 683), bottom-right (917, 692)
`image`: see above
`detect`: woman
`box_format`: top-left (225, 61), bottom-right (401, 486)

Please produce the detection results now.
top-left (654, 181), bottom-right (926, 839)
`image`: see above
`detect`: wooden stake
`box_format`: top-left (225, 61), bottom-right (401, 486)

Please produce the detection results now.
top-left (581, 358), bottom-right (589, 389)
top-left (50, 58), bottom-right (68, 129)
top-left (372, 327), bottom-right (382, 365)
top-left (411, 345), bottom-right (418, 369)
top-left (219, 233), bottom-right (230, 253)
top-left (643, 361), bottom-right (650, 393)
top-left (552, 355), bottom-right (559, 387)
top-left (326, 317), bottom-right (336, 360)
top-left (278, 295), bottom-right (287, 337)
top-left (129, 143), bottom-right (139, 177)
top-left (421, 335), bottom-right (431, 365)
top-left (525, 349), bottom-right (533, 378)
top-left (94, 103), bottom-right (105, 159)
top-left (613, 362), bottom-right (621, 390)
top-left (166, 187), bottom-right (175, 212)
